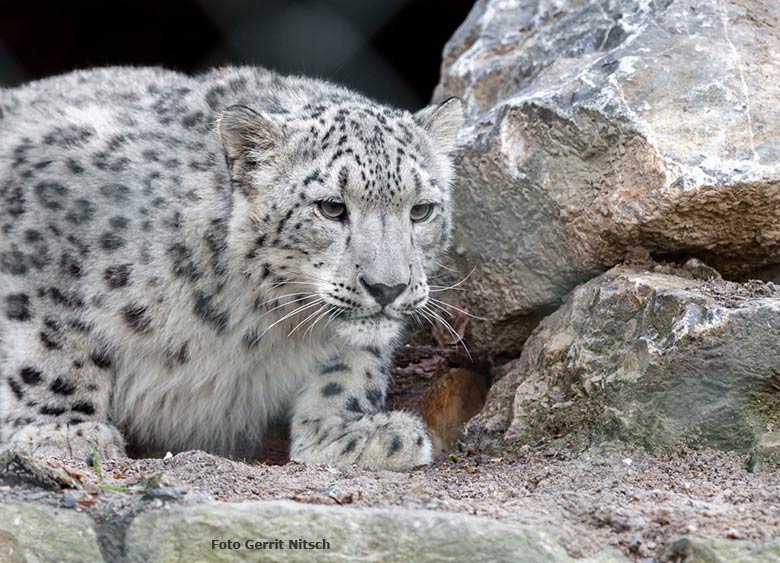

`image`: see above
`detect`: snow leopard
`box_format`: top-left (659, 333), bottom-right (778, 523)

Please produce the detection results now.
top-left (0, 66), bottom-right (462, 471)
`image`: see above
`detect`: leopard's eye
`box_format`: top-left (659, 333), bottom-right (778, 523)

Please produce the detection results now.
top-left (317, 200), bottom-right (347, 221)
top-left (410, 203), bottom-right (434, 223)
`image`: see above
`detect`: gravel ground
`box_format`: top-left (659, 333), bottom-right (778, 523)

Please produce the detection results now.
top-left (2, 444), bottom-right (778, 562)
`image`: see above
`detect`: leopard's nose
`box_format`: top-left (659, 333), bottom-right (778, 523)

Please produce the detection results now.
top-left (360, 278), bottom-right (407, 306)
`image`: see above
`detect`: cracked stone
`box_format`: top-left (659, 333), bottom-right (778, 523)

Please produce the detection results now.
top-left (434, 0), bottom-right (780, 356)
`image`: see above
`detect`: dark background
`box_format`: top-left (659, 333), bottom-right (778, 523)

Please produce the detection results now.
top-left (0, 0), bottom-right (473, 109)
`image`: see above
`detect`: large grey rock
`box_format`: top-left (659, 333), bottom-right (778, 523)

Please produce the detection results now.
top-left (662, 535), bottom-right (780, 562)
top-left (434, 0), bottom-right (780, 355)
top-left (0, 503), bottom-right (104, 562)
top-left (467, 264), bottom-right (780, 452)
top-left (124, 500), bottom-right (627, 562)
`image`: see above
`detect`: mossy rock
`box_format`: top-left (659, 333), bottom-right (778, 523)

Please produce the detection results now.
top-left (0, 503), bottom-right (104, 562)
top-left (748, 432), bottom-right (780, 472)
top-left (662, 535), bottom-right (780, 562)
top-left (502, 267), bottom-right (780, 454)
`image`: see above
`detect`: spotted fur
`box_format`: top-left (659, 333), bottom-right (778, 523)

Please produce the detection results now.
top-left (0, 66), bottom-right (461, 470)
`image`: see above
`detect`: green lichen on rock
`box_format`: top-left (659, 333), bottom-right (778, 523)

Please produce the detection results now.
top-left (513, 383), bottom-right (614, 446)
top-left (0, 503), bottom-right (103, 563)
top-left (747, 432), bottom-right (780, 472)
top-left (591, 399), bottom-right (680, 452)
top-left (498, 266), bottom-right (780, 454)
top-left (662, 535), bottom-right (780, 562)
top-left (746, 374), bottom-right (780, 428)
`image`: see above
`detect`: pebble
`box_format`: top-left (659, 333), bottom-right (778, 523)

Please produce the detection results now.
top-left (62, 491), bottom-right (76, 508)
top-left (608, 509), bottom-right (647, 531)
top-left (143, 487), bottom-right (185, 501)
top-left (182, 491), bottom-right (213, 503)
top-left (318, 485), bottom-right (353, 504)
top-left (727, 528), bottom-right (743, 539)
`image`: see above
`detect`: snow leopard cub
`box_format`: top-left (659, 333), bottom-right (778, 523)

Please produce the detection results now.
top-left (0, 66), bottom-right (462, 471)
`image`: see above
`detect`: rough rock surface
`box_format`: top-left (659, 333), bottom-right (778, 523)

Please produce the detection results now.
top-left (433, 0), bottom-right (780, 354)
top-left (749, 431), bottom-right (780, 473)
top-left (662, 536), bottom-right (780, 563)
top-left (124, 501), bottom-right (615, 563)
top-left (466, 263), bottom-right (780, 453)
top-left (0, 502), bottom-right (103, 562)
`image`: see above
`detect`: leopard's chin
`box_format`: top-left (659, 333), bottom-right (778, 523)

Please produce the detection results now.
top-left (363, 311), bottom-right (403, 322)
top-left (333, 314), bottom-right (405, 348)
top-left (339, 307), bottom-right (404, 322)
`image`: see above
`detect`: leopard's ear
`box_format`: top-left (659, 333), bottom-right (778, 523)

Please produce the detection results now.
top-left (413, 97), bottom-right (463, 154)
top-left (218, 105), bottom-right (282, 167)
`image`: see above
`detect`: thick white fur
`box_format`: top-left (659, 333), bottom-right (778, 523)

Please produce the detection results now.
top-left (0, 66), bottom-right (462, 469)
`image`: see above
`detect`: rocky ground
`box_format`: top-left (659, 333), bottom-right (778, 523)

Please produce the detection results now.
top-left (2, 441), bottom-right (779, 561)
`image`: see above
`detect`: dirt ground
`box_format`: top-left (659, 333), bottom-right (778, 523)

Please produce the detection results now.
top-left (2, 444), bottom-right (778, 562)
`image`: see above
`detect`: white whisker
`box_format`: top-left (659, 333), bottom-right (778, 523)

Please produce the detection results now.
top-left (409, 310), bottom-right (425, 329)
top-left (271, 281), bottom-right (321, 289)
top-left (422, 304), bottom-right (472, 361)
top-left (258, 294), bottom-right (318, 319)
top-left (303, 306), bottom-right (332, 339)
top-left (288, 304), bottom-right (327, 338)
top-left (257, 293), bottom-right (315, 312)
top-left (427, 300), bottom-right (454, 317)
top-left (268, 268), bottom-right (335, 286)
top-left (416, 306), bottom-right (439, 333)
top-left (256, 299), bottom-right (324, 341)
top-left (428, 263), bottom-right (478, 293)
top-left (322, 307), bottom-right (344, 332)
top-left (429, 297), bottom-right (487, 320)
top-left (432, 260), bottom-right (459, 273)
top-left (258, 292), bottom-right (313, 305)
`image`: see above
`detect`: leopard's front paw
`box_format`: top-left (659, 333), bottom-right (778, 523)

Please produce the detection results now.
top-left (5, 422), bottom-right (126, 462)
top-left (291, 411), bottom-right (432, 471)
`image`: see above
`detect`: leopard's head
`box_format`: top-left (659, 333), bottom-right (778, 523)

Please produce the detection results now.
top-left (219, 94), bottom-right (462, 346)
